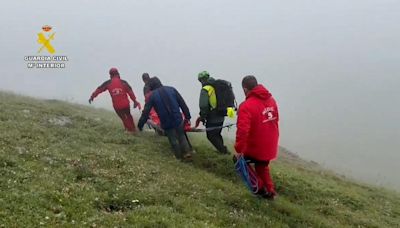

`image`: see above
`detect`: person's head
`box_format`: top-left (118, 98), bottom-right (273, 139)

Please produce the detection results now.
top-left (197, 71), bottom-right (210, 85)
top-left (149, 77), bottom-right (163, 91)
top-left (109, 67), bottom-right (120, 78)
top-left (242, 75), bottom-right (258, 95)
top-left (142, 73), bottom-right (150, 83)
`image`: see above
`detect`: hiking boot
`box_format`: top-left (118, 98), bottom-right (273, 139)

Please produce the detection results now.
top-left (261, 191), bottom-right (277, 200)
top-left (219, 146), bottom-right (229, 155)
top-left (255, 188), bottom-right (277, 200)
top-left (183, 153), bottom-right (192, 159)
top-left (182, 153), bottom-right (193, 162)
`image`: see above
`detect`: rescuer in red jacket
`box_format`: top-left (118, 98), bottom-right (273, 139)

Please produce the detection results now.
top-left (89, 68), bottom-right (142, 132)
top-left (235, 75), bottom-right (279, 199)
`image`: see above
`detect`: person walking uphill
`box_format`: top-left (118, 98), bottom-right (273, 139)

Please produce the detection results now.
top-left (137, 77), bottom-right (193, 161)
top-left (197, 71), bottom-right (229, 154)
top-left (89, 67), bottom-right (142, 132)
top-left (142, 72), bottom-right (151, 96)
top-left (235, 75), bottom-right (279, 200)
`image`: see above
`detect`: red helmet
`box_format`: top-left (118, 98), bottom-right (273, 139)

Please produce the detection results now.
top-left (109, 67), bottom-right (119, 77)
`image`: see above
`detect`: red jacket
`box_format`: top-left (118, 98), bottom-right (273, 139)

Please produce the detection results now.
top-left (235, 85), bottom-right (279, 161)
top-left (91, 76), bottom-right (137, 110)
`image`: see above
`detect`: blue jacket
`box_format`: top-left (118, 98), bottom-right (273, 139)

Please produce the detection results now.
top-left (138, 86), bottom-right (191, 130)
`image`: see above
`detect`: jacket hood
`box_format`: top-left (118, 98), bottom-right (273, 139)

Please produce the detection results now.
top-left (149, 77), bottom-right (163, 91)
top-left (202, 77), bottom-right (216, 86)
top-left (207, 77), bottom-right (216, 83)
top-left (109, 67), bottom-right (120, 78)
top-left (246, 84), bottom-right (272, 101)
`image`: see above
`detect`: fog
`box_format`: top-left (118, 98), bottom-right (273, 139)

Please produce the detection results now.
top-left (1, 0), bottom-right (399, 190)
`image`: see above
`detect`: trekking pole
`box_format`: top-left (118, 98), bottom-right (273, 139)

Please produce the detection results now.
top-left (206, 123), bottom-right (236, 131)
top-left (184, 132), bottom-right (193, 150)
top-left (187, 123), bottom-right (236, 132)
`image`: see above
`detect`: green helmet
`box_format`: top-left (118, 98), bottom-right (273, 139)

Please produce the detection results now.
top-left (198, 71), bottom-right (210, 81)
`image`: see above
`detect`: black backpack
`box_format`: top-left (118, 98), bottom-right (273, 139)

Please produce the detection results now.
top-left (211, 79), bottom-right (237, 116)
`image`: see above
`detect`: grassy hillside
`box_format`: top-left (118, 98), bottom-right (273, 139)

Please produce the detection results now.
top-left (0, 92), bottom-right (399, 227)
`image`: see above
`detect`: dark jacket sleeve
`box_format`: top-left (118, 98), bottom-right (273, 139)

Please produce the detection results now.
top-left (199, 88), bottom-right (209, 118)
top-left (175, 88), bottom-right (191, 120)
top-left (90, 80), bottom-right (110, 99)
top-left (121, 80), bottom-right (137, 102)
top-left (137, 97), bottom-right (153, 130)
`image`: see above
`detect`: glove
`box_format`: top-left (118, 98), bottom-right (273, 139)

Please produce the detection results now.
top-left (88, 97), bottom-right (93, 104)
top-left (232, 153), bottom-right (241, 164)
top-left (134, 101), bottom-right (142, 110)
top-left (232, 155), bottom-right (238, 163)
top-left (184, 119), bottom-right (191, 126)
top-left (195, 117), bottom-right (205, 128)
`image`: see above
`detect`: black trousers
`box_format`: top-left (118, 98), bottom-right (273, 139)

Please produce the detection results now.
top-left (165, 123), bottom-right (191, 159)
top-left (206, 121), bottom-right (228, 154)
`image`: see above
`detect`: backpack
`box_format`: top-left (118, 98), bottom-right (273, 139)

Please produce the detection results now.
top-left (211, 79), bottom-right (237, 117)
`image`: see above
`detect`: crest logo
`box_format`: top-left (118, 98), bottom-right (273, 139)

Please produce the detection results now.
top-left (42, 25), bottom-right (52, 32)
top-left (262, 107), bottom-right (277, 123)
top-left (37, 25), bottom-right (56, 54)
top-left (112, 88), bottom-right (123, 96)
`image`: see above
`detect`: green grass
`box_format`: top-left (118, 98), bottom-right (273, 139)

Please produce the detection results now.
top-left (0, 91), bottom-right (399, 227)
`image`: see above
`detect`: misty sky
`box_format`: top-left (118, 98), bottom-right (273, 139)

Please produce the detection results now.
top-left (1, 0), bottom-right (399, 189)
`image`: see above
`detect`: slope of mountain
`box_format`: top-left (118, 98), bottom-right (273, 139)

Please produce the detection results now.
top-left (0, 92), bottom-right (399, 227)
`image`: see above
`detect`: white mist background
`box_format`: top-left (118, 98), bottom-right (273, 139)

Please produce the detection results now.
top-left (0, 0), bottom-right (399, 189)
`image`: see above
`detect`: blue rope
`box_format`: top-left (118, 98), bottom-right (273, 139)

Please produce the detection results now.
top-left (235, 154), bottom-right (259, 193)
